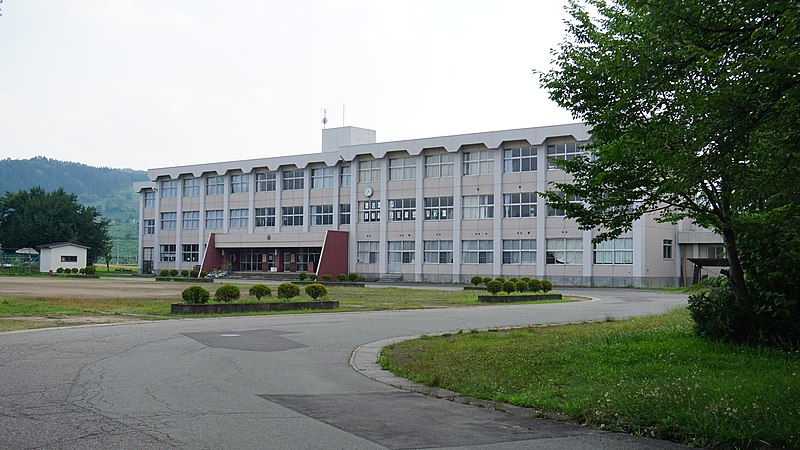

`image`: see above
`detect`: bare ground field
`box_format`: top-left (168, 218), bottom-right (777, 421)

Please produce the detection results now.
top-left (0, 276), bottom-right (193, 300)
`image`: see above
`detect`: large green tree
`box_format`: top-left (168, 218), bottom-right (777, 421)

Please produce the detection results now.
top-left (540, 1), bottom-right (799, 343)
top-left (0, 187), bottom-right (112, 262)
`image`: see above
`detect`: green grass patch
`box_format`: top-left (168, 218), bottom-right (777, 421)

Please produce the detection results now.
top-left (0, 297), bottom-right (171, 317)
top-left (379, 308), bottom-right (800, 449)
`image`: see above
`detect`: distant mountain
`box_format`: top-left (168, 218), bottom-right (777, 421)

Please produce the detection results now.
top-left (0, 157), bottom-right (148, 263)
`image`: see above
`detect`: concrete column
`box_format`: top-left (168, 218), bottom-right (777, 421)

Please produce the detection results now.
top-left (452, 151), bottom-right (462, 283)
top-left (378, 158), bottom-right (389, 276)
top-left (222, 174), bottom-right (230, 232)
top-left (137, 190), bottom-right (145, 273)
top-left (536, 145), bottom-right (547, 278)
top-left (492, 148), bottom-right (503, 277)
top-left (175, 179), bottom-right (182, 271)
top-left (414, 157), bottom-right (424, 281)
top-left (302, 168), bottom-right (310, 233)
top-left (275, 170), bottom-right (283, 233)
top-left (247, 171), bottom-right (255, 234)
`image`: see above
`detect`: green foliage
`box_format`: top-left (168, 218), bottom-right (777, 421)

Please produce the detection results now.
top-left (304, 283), bottom-right (328, 300)
top-left (277, 282), bottom-right (301, 299)
top-left (56, 267), bottom-right (64, 274)
top-left (180, 270), bottom-right (189, 277)
top-left (502, 280), bottom-right (516, 294)
top-left (470, 275), bottom-right (484, 286)
top-left (214, 284), bottom-right (240, 302)
top-left (527, 279), bottom-right (543, 292)
top-left (515, 280), bottom-right (528, 293)
top-left (486, 280), bottom-right (503, 295)
top-left (336, 273), bottom-right (347, 282)
top-left (348, 272), bottom-right (359, 281)
top-left (189, 269), bottom-right (199, 278)
top-left (83, 266), bottom-right (96, 275)
top-left (78, 268), bottom-right (86, 275)
top-left (160, 269), bottom-right (169, 277)
top-left (541, 280), bottom-right (553, 292)
top-left (0, 187), bottom-right (112, 262)
top-left (321, 274), bottom-right (332, 282)
top-left (248, 284), bottom-right (272, 300)
top-left (482, 277), bottom-right (492, 286)
top-left (508, 277), bottom-right (519, 284)
top-left (182, 286), bottom-right (210, 304)
top-left (70, 268), bottom-right (78, 274)
top-left (169, 269), bottom-right (179, 277)
top-left (494, 277), bottom-right (505, 283)
top-left (298, 272), bottom-right (307, 280)
top-left (200, 271), bottom-right (208, 278)
top-left (520, 277), bottom-right (531, 284)
top-left (308, 274), bottom-right (317, 281)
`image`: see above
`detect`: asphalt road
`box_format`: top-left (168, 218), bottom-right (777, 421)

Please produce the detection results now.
top-left (0, 288), bottom-right (689, 449)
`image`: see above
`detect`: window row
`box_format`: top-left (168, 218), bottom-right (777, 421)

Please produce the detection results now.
top-left (147, 206), bottom-right (348, 231)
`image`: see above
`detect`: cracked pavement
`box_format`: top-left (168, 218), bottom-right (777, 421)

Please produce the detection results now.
top-left (0, 289), bottom-right (690, 449)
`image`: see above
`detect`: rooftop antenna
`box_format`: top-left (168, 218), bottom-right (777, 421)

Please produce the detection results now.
top-left (321, 108), bottom-right (328, 129)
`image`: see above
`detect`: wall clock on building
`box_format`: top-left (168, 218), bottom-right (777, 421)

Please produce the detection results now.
top-left (364, 186), bottom-right (374, 197)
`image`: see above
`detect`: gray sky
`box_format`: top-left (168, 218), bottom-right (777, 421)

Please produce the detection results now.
top-left (0, 1), bottom-right (576, 170)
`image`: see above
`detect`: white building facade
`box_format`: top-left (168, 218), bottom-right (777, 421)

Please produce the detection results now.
top-left (136, 123), bottom-right (721, 286)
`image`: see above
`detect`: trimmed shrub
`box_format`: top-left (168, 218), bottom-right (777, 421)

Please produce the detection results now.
top-left (495, 277), bottom-right (506, 283)
top-left (309, 274), bottom-right (317, 281)
top-left (249, 284), bottom-right (272, 300)
top-left (470, 275), bottom-right (484, 286)
top-left (182, 286), bottom-right (210, 304)
top-left (321, 274), bottom-right (333, 282)
top-left (486, 280), bottom-right (503, 295)
top-left (541, 279), bottom-right (554, 292)
top-left (160, 269), bottom-right (169, 277)
top-left (304, 283), bottom-right (328, 300)
top-left (56, 267), bottom-right (64, 274)
top-left (84, 266), bottom-right (96, 275)
top-left (200, 271), bottom-right (208, 278)
top-left (483, 277), bottom-right (493, 286)
top-left (169, 269), bottom-right (179, 277)
top-left (79, 268), bottom-right (86, 274)
top-left (520, 276), bottom-right (532, 284)
top-left (348, 272), bottom-right (359, 282)
top-left (214, 284), bottom-right (241, 302)
top-left (180, 270), bottom-right (189, 277)
top-left (508, 277), bottom-right (519, 284)
top-left (277, 282), bottom-right (301, 299)
top-left (298, 272), bottom-right (308, 281)
top-left (527, 279), bottom-right (543, 292)
top-left (190, 269), bottom-right (199, 278)
top-left (502, 280), bottom-right (516, 294)
top-left (515, 280), bottom-right (528, 293)
top-left (336, 273), bottom-right (347, 282)
top-left (71, 268), bottom-right (79, 274)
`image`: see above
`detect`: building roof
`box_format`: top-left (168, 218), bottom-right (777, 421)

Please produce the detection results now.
top-left (38, 242), bottom-right (90, 250)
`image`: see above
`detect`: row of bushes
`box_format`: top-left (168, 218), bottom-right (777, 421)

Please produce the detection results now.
top-left (160, 269), bottom-right (208, 278)
top-left (298, 272), bottom-right (363, 282)
top-left (470, 275), bottom-right (554, 294)
top-left (182, 282), bottom-right (329, 304)
top-left (56, 266), bottom-right (96, 275)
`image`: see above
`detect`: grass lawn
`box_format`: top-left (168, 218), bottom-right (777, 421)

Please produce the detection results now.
top-left (379, 308), bottom-right (800, 449)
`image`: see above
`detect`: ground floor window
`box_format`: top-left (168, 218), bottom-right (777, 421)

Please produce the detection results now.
top-left (60, 255), bottom-right (78, 262)
top-left (357, 241), bottom-right (379, 264)
top-left (462, 240), bottom-right (493, 264)
top-left (663, 239), bottom-right (673, 259)
top-left (388, 241), bottom-right (415, 264)
top-left (546, 238), bottom-right (582, 265)
top-left (503, 239), bottom-right (536, 264)
top-left (424, 240), bottom-right (453, 264)
top-left (594, 238), bottom-right (633, 264)
top-left (182, 244), bottom-right (199, 262)
top-left (160, 244), bottom-right (176, 262)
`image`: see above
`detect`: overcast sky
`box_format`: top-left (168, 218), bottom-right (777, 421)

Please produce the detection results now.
top-left (0, 1), bottom-right (576, 170)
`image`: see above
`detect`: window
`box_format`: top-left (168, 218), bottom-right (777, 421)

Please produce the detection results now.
top-left (144, 191), bottom-right (155, 208)
top-left (282, 206), bottom-right (304, 226)
top-left (388, 241), bottom-right (415, 264)
top-left (340, 165), bottom-right (351, 187)
top-left (359, 159), bottom-right (381, 183)
top-left (462, 240), bottom-right (493, 264)
top-left (256, 172), bottom-right (276, 192)
top-left (424, 240), bottom-right (453, 264)
top-left (462, 195), bottom-right (494, 219)
top-left (359, 200), bottom-right (381, 222)
top-left (503, 193), bottom-right (537, 218)
top-left (463, 150), bottom-right (493, 175)
top-left (310, 205), bottom-right (333, 226)
top-left (389, 156), bottom-right (416, 180)
top-left (663, 239), bottom-right (673, 259)
top-left (143, 219), bottom-right (155, 235)
top-left (282, 169), bottom-right (304, 190)
top-left (206, 176), bottom-right (225, 195)
top-left (255, 207), bottom-right (275, 227)
top-left (182, 211), bottom-right (199, 229)
top-left (503, 146), bottom-right (537, 173)
top-left (357, 241), bottom-right (379, 264)
top-left (547, 143), bottom-right (586, 169)
top-left (339, 203), bottom-right (351, 225)
top-left (594, 238), bottom-right (633, 264)
top-left (60, 255), bottom-right (78, 263)
top-left (424, 196), bottom-right (454, 220)
top-left (160, 244), bottom-right (176, 262)
top-left (182, 244), bottom-right (199, 262)
top-left (546, 238), bottom-right (583, 264)
top-left (547, 192), bottom-right (583, 216)
top-left (708, 245), bottom-right (726, 259)
top-left (229, 209), bottom-right (249, 228)
top-left (312, 167), bottom-right (334, 189)
top-left (205, 210), bottom-right (223, 229)
top-left (183, 178), bottom-right (201, 197)
top-left (160, 180), bottom-right (178, 198)
top-left (230, 174), bottom-right (249, 194)
top-left (425, 153), bottom-right (454, 178)
top-left (160, 212), bottom-right (177, 230)
top-left (503, 239), bottom-right (536, 264)
top-left (389, 198), bottom-right (416, 221)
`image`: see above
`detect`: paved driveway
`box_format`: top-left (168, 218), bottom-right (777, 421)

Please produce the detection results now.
top-left (0, 289), bottom-right (688, 449)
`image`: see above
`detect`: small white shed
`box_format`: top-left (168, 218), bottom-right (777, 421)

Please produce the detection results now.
top-left (38, 242), bottom-right (89, 273)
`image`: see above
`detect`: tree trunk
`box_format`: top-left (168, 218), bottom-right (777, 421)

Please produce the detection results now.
top-left (721, 226), bottom-right (749, 304)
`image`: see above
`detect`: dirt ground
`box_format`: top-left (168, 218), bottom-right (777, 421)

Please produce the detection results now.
top-left (0, 276), bottom-right (197, 300)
